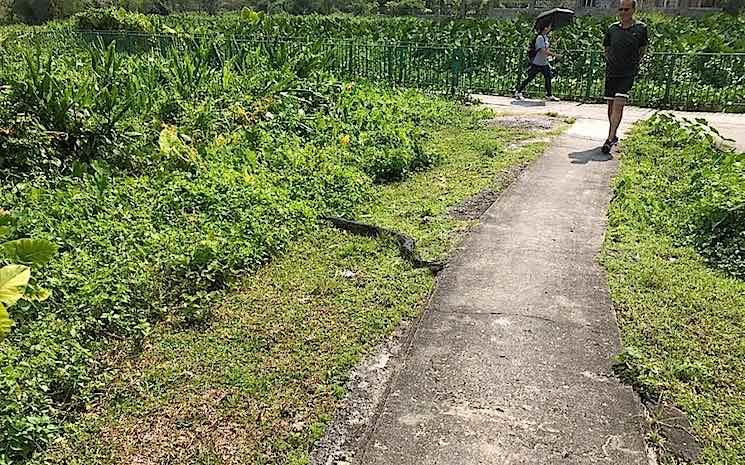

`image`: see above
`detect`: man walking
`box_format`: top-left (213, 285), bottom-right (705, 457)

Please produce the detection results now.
top-left (601, 0), bottom-right (648, 154)
top-left (515, 22), bottom-right (560, 101)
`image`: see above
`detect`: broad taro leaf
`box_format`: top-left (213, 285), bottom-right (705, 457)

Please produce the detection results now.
top-left (1, 238), bottom-right (58, 267)
top-left (0, 264), bottom-right (31, 307)
top-left (0, 303), bottom-right (10, 339)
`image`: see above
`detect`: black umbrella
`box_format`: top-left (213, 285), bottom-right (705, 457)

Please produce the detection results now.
top-left (534, 8), bottom-right (575, 31)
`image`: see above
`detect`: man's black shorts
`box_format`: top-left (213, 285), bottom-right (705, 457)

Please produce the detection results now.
top-left (604, 75), bottom-right (635, 100)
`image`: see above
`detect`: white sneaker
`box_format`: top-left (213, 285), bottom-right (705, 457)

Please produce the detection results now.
top-left (514, 92), bottom-right (524, 100)
top-left (547, 95), bottom-right (560, 101)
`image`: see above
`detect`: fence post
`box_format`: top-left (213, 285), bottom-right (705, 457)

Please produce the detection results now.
top-left (584, 51), bottom-right (596, 101)
top-left (663, 54), bottom-right (675, 108)
top-left (450, 47), bottom-right (463, 95)
top-left (347, 42), bottom-right (353, 77)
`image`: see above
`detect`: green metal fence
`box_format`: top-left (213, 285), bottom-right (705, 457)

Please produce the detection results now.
top-left (3, 30), bottom-right (745, 112)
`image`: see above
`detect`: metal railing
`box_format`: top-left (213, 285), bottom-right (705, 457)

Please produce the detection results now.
top-left (3, 30), bottom-right (744, 112)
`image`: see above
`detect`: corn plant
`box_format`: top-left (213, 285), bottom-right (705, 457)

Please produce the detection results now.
top-left (90, 40), bottom-right (132, 135)
top-left (165, 40), bottom-right (213, 98)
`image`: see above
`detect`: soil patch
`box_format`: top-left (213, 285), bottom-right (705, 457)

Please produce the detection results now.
top-left (449, 165), bottom-right (526, 220)
top-left (487, 116), bottom-right (557, 131)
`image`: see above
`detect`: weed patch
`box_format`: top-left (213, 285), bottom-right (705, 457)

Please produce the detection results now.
top-left (0, 34), bottom-right (488, 462)
top-left (32, 121), bottom-right (550, 465)
top-left (603, 115), bottom-right (745, 463)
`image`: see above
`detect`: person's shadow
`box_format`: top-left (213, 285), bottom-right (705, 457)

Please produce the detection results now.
top-left (511, 99), bottom-right (546, 107)
top-left (568, 147), bottom-right (613, 164)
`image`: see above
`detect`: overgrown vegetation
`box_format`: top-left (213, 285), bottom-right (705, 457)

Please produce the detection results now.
top-left (0, 218), bottom-right (57, 341)
top-left (34, 119), bottom-right (552, 465)
top-left (5, 2), bottom-right (745, 52)
top-left (603, 114), bottom-right (745, 463)
top-left (611, 114), bottom-right (744, 279)
top-left (59, 9), bottom-right (745, 53)
top-left (0, 31), bottom-right (488, 462)
top-left (6, 9), bottom-right (743, 111)
top-left (189, 11), bottom-right (745, 53)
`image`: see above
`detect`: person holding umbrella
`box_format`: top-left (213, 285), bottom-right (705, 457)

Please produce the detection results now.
top-left (514, 9), bottom-right (573, 102)
top-left (514, 21), bottom-right (560, 101)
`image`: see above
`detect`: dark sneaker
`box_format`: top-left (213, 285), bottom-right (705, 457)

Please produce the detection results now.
top-left (601, 137), bottom-right (619, 154)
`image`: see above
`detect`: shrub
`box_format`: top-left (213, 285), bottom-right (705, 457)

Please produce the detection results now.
top-left (73, 7), bottom-right (154, 31)
top-left (615, 113), bottom-right (745, 278)
top-left (12, 0), bottom-right (50, 23)
top-left (0, 33), bottom-right (470, 461)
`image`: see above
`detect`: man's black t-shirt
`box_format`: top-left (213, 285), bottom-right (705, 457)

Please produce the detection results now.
top-left (603, 21), bottom-right (649, 78)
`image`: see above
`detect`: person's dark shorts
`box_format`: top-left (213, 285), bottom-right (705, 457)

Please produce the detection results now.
top-left (604, 75), bottom-right (635, 100)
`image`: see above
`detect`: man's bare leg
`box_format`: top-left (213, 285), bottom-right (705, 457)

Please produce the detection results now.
top-left (607, 99), bottom-right (613, 125)
top-left (607, 96), bottom-right (626, 142)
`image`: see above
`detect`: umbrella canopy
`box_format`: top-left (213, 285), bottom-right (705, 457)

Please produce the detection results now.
top-left (534, 8), bottom-right (575, 31)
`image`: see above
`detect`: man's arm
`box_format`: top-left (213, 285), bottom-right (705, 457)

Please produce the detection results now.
top-left (603, 28), bottom-right (611, 61)
top-left (639, 26), bottom-right (649, 59)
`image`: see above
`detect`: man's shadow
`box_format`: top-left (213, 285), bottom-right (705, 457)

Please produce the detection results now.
top-left (568, 147), bottom-right (613, 164)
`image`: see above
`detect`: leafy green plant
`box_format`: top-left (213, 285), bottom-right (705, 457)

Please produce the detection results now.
top-left (165, 40), bottom-right (213, 98)
top-left (0, 211), bottom-right (56, 339)
top-left (20, 51), bottom-right (78, 132)
top-left (0, 29), bottom-right (481, 462)
top-left (617, 113), bottom-right (745, 278)
top-left (73, 7), bottom-right (154, 32)
top-left (158, 124), bottom-right (201, 170)
top-left (89, 40), bottom-right (133, 135)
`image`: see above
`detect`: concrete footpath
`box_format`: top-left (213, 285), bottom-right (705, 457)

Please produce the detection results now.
top-left (476, 95), bottom-right (745, 152)
top-left (348, 98), bottom-right (743, 465)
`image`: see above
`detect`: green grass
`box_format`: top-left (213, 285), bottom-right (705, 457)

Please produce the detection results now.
top-left (359, 125), bottom-right (553, 258)
top-left (1, 33), bottom-right (495, 461)
top-left (603, 118), bottom-right (745, 464)
top-left (35, 121), bottom-right (554, 465)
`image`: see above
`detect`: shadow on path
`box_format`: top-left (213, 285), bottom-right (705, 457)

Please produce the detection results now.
top-left (568, 147), bottom-right (613, 164)
top-left (511, 99), bottom-right (546, 107)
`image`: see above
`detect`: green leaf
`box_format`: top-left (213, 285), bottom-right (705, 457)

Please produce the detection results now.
top-left (0, 264), bottom-right (31, 307)
top-left (24, 285), bottom-right (52, 302)
top-left (0, 210), bottom-right (14, 240)
top-left (0, 303), bottom-right (11, 339)
top-left (0, 209), bottom-right (12, 226)
top-left (240, 7), bottom-right (261, 25)
top-left (1, 238), bottom-right (58, 266)
top-left (158, 125), bottom-right (179, 155)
